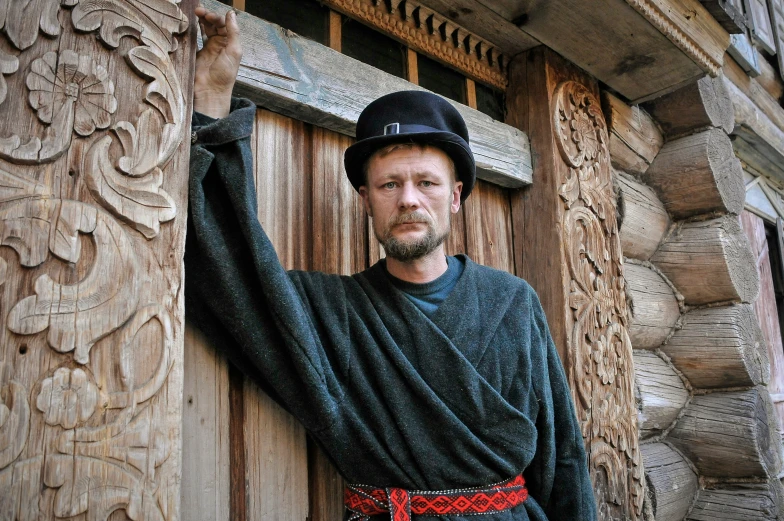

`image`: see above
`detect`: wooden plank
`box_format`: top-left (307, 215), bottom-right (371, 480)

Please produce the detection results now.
top-left (641, 443), bottom-right (698, 521)
top-left (462, 180), bottom-right (514, 273)
top-left (699, 0), bottom-right (748, 33)
top-left (244, 379), bottom-right (309, 521)
top-left (240, 108), bottom-right (312, 520)
top-left (769, 0), bottom-right (784, 82)
top-left (466, 78), bottom-right (477, 109)
top-left (200, 0), bottom-right (533, 189)
top-left (634, 352), bottom-right (689, 439)
top-left (0, 1), bottom-right (194, 520)
top-left (625, 263), bottom-right (681, 349)
top-left (182, 325), bottom-right (231, 521)
top-left (687, 481), bottom-right (784, 521)
top-left (616, 172), bottom-right (670, 260)
top-left (739, 210), bottom-right (784, 431)
top-left (728, 32), bottom-right (762, 76)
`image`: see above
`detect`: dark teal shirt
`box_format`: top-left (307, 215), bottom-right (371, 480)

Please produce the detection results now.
top-left (385, 256), bottom-right (465, 318)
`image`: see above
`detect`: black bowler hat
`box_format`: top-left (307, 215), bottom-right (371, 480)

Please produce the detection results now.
top-left (344, 90), bottom-right (475, 201)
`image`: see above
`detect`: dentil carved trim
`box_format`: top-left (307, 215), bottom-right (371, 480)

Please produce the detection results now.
top-left (553, 80), bottom-right (644, 519)
top-left (321, 0), bottom-right (508, 90)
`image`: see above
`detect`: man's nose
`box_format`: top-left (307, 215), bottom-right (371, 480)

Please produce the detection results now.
top-left (397, 182), bottom-right (421, 209)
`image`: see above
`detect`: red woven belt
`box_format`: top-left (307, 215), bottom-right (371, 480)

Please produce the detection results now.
top-left (344, 474), bottom-right (528, 521)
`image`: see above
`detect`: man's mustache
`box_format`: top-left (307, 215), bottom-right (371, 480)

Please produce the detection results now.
top-left (388, 212), bottom-right (433, 226)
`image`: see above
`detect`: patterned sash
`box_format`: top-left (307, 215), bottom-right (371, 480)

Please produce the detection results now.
top-left (344, 474), bottom-right (528, 521)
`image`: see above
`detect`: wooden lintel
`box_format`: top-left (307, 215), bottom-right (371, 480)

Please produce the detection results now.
top-left (201, 0), bottom-right (533, 188)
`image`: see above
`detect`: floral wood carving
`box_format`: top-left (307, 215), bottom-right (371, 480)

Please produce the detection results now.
top-left (553, 81), bottom-right (644, 520)
top-left (0, 0), bottom-right (190, 519)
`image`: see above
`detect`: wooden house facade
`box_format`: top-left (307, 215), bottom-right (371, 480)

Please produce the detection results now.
top-left (1, 0), bottom-right (784, 520)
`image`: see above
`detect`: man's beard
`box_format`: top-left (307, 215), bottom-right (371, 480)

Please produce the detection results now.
top-left (376, 211), bottom-right (450, 262)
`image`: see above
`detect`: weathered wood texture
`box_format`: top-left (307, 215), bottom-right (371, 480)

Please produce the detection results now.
top-left (669, 387), bottom-right (782, 478)
top-left (0, 0), bottom-right (195, 519)
top-left (601, 92), bottom-right (663, 175)
top-left (698, 0), bottom-right (748, 33)
top-left (644, 73), bottom-right (735, 135)
top-left (686, 481), bottom-right (784, 520)
top-left (634, 351), bottom-right (689, 438)
top-left (463, 180), bottom-right (515, 273)
top-left (651, 215), bottom-right (760, 305)
top-left (507, 48), bottom-right (643, 520)
top-left (644, 128), bottom-right (745, 219)
top-left (423, 0), bottom-right (728, 102)
top-left (182, 325), bottom-right (231, 521)
top-left (200, 0), bottom-right (533, 189)
top-left (625, 263), bottom-right (681, 349)
top-left (641, 443), bottom-right (698, 521)
top-left (723, 56), bottom-right (784, 183)
top-left (740, 210), bottom-right (784, 432)
top-left (662, 304), bottom-right (770, 388)
top-left (616, 172), bottom-right (670, 260)
top-left (757, 55), bottom-right (784, 101)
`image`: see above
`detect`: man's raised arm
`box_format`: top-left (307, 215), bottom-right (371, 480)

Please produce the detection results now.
top-left (193, 5), bottom-right (242, 119)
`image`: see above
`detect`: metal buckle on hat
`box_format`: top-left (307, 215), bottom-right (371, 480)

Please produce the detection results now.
top-left (383, 123), bottom-right (400, 135)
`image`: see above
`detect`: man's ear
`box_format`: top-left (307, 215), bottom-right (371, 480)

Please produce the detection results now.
top-left (358, 186), bottom-right (372, 216)
top-left (451, 181), bottom-right (463, 214)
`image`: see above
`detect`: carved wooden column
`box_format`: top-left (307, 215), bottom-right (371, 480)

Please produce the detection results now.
top-left (0, 1), bottom-right (195, 520)
top-left (507, 47), bottom-right (643, 520)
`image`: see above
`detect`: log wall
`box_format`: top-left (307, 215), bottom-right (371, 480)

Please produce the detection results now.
top-left (607, 72), bottom-right (784, 519)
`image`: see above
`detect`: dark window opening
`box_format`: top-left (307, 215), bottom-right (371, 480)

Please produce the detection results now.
top-left (766, 222), bottom-right (784, 344)
top-left (476, 82), bottom-right (505, 121)
top-left (245, 0), bottom-right (327, 45)
top-left (341, 17), bottom-right (406, 79)
top-left (417, 54), bottom-right (466, 105)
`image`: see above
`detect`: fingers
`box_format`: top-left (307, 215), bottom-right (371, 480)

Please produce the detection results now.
top-left (225, 10), bottom-right (242, 57)
top-left (196, 8), bottom-right (229, 39)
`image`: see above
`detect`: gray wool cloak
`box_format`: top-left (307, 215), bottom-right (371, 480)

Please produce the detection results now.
top-left (185, 98), bottom-right (597, 521)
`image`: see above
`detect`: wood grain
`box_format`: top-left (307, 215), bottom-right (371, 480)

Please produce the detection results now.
top-left (200, 0), bottom-right (533, 189)
top-left (641, 443), bottom-right (698, 521)
top-left (634, 351), bottom-right (689, 438)
top-left (616, 172), bottom-right (670, 260)
top-left (625, 263), bottom-right (681, 349)
top-left (662, 304), bottom-right (770, 388)
top-left (644, 128), bottom-right (745, 219)
top-left (686, 480), bottom-right (784, 520)
top-left (669, 387), bottom-right (782, 478)
top-left (462, 180), bottom-right (514, 273)
top-left (651, 215), bottom-right (760, 305)
top-left (644, 72), bottom-right (735, 136)
top-left (602, 92), bottom-right (663, 175)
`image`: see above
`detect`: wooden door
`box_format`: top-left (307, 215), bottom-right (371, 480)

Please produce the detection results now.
top-left (0, 1), bottom-right (196, 520)
top-left (182, 107), bottom-right (518, 520)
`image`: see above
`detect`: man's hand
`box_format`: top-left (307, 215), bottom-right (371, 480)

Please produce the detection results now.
top-left (194, 6), bottom-right (242, 119)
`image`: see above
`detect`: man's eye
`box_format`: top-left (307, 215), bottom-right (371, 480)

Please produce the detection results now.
top-left (384, 182), bottom-right (396, 189)
top-left (421, 180), bottom-right (433, 187)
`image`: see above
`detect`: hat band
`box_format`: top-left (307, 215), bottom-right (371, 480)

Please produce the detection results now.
top-left (381, 123), bottom-right (442, 136)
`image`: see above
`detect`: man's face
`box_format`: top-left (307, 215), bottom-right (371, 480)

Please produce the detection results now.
top-left (359, 145), bottom-right (463, 261)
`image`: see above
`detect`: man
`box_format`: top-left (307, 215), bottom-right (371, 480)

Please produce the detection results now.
top-left (187, 6), bottom-right (597, 521)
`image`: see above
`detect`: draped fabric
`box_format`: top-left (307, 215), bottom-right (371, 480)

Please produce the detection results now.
top-left (185, 99), bottom-right (597, 520)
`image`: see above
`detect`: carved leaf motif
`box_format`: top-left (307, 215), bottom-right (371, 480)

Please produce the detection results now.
top-left (0, 50), bottom-right (19, 108)
top-left (0, 382), bottom-right (30, 470)
top-left (6, 200), bottom-right (140, 364)
top-left (44, 454), bottom-right (166, 521)
top-left (71, 0), bottom-right (188, 54)
top-left (1, 0), bottom-right (60, 51)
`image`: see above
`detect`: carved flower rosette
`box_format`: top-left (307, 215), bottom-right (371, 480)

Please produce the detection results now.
top-left (553, 81), bottom-right (643, 520)
top-left (0, 1), bottom-right (189, 520)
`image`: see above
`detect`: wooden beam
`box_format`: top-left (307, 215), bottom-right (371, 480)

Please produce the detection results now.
top-left (406, 48), bottom-right (419, 85)
top-left (232, 0), bottom-right (245, 11)
top-left (669, 388), bottom-right (782, 478)
top-left (662, 304), bottom-right (770, 388)
top-left (626, 263), bottom-right (681, 349)
top-left (634, 352), bottom-right (689, 439)
top-left (616, 172), bottom-right (670, 260)
top-left (200, 0), bottom-right (532, 188)
top-left (698, 0), bottom-right (747, 33)
top-left (687, 480), bottom-right (784, 520)
top-left (651, 215), bottom-right (761, 305)
top-left (328, 10), bottom-right (341, 52)
top-left (465, 78), bottom-right (477, 109)
top-left (602, 91), bottom-right (663, 174)
top-left (641, 443), bottom-right (698, 521)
